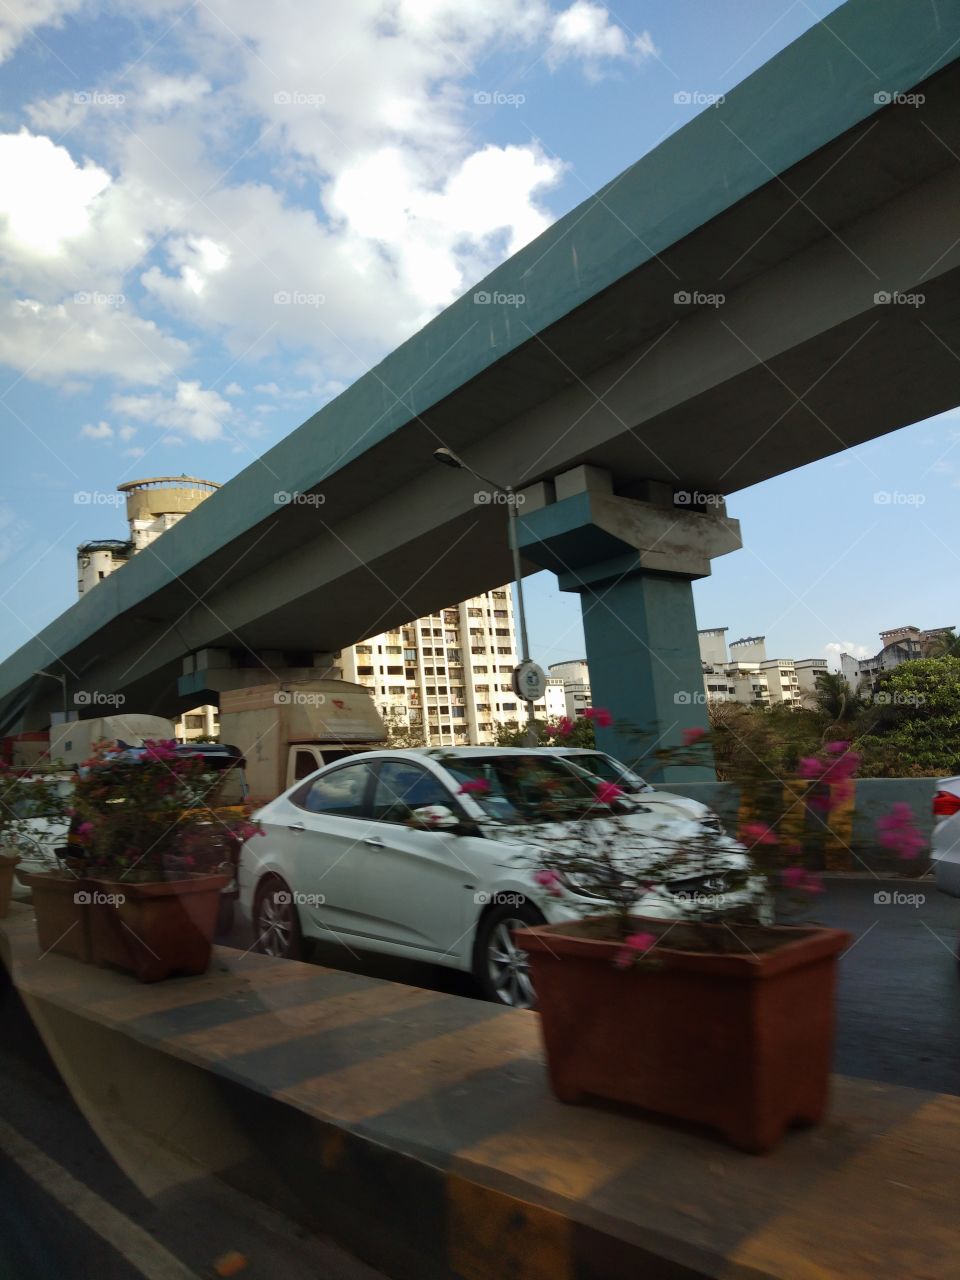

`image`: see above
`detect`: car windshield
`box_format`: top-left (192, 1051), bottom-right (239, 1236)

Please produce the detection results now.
top-left (565, 752), bottom-right (648, 789)
top-left (444, 754), bottom-right (611, 824)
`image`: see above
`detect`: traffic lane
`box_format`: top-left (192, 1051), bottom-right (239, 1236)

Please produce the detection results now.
top-left (220, 877), bottom-right (960, 1096)
top-left (807, 876), bottom-right (960, 1096)
top-left (0, 1043), bottom-right (390, 1280)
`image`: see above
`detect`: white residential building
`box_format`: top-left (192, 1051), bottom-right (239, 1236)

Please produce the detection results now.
top-left (548, 659), bottom-right (592, 719)
top-left (75, 477), bottom-right (222, 742)
top-left (340, 587), bottom-right (521, 746)
top-left (841, 625), bottom-right (955, 692)
top-left (795, 658), bottom-right (829, 708)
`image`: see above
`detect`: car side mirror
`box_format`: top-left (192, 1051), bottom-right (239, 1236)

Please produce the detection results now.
top-left (409, 804), bottom-right (461, 831)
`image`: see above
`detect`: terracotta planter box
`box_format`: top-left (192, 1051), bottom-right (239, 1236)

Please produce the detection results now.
top-left (515, 918), bottom-right (851, 1153)
top-left (0, 849), bottom-right (20, 918)
top-left (17, 870), bottom-right (92, 962)
top-left (87, 874), bottom-right (228, 983)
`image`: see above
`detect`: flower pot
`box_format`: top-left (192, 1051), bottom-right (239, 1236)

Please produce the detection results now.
top-left (16, 870), bottom-right (91, 961)
top-left (87, 874), bottom-right (229, 983)
top-left (0, 848), bottom-right (21, 918)
top-left (515, 917), bottom-right (851, 1153)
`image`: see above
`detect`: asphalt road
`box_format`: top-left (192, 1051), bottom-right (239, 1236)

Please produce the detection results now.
top-left (0, 1007), bottom-right (388, 1280)
top-left (228, 874), bottom-right (960, 1097)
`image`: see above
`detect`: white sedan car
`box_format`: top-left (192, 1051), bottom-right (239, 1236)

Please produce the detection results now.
top-left (932, 777), bottom-right (960, 895)
top-left (238, 747), bottom-right (762, 1008)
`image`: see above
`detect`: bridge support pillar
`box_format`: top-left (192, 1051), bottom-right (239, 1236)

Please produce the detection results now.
top-left (516, 468), bottom-right (741, 782)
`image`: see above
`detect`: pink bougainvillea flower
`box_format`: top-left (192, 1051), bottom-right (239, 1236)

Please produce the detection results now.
top-left (595, 781), bottom-right (624, 804)
top-left (75, 821), bottom-right (94, 842)
top-left (825, 740), bottom-right (850, 755)
top-left (556, 716), bottom-right (575, 738)
top-left (782, 866), bottom-right (825, 894)
top-left (740, 821), bottom-right (779, 846)
top-left (797, 756), bottom-right (823, 779)
top-left (458, 779), bottom-right (491, 795)
top-left (614, 931), bottom-right (657, 969)
top-left (876, 803), bottom-right (926, 859)
top-left (584, 707), bottom-right (613, 728)
top-left (821, 751), bottom-right (861, 783)
top-left (781, 865), bottom-right (807, 890)
top-left (682, 726), bottom-right (707, 746)
top-left (533, 869), bottom-right (563, 896)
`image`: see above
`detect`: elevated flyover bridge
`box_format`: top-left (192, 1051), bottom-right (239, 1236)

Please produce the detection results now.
top-left (4, 0), bottom-right (960, 770)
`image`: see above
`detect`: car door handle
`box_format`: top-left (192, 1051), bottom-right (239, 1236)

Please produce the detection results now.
top-left (363, 837), bottom-right (385, 848)
top-left (288, 821), bottom-right (306, 831)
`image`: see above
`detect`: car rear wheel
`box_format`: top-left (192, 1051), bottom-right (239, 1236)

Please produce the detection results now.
top-left (253, 876), bottom-right (304, 961)
top-left (473, 901), bottom-right (545, 1009)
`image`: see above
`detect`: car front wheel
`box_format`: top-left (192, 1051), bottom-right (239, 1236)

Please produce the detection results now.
top-left (473, 901), bottom-right (545, 1009)
top-left (253, 876), bottom-right (304, 961)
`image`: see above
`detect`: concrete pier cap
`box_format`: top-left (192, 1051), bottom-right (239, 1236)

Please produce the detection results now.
top-left (517, 466), bottom-right (741, 781)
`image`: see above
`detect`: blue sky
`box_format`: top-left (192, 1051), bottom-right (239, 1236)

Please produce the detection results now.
top-left (2, 0), bottom-right (955, 674)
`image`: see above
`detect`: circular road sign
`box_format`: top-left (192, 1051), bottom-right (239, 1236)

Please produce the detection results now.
top-left (512, 660), bottom-right (547, 702)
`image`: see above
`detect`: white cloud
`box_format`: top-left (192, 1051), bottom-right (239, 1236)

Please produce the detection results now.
top-left (224, 382), bottom-right (244, 396)
top-left (0, 299), bottom-right (189, 384)
top-left (80, 420), bottom-right (113, 440)
top-left (118, 424), bottom-right (137, 440)
top-left (0, 0), bottom-right (85, 64)
top-left (138, 73), bottom-right (211, 115)
top-left (0, 131), bottom-right (111, 257)
top-left (547, 2), bottom-right (657, 76)
top-left (111, 380), bottom-right (232, 442)
top-left (825, 641), bottom-right (872, 659)
top-left (253, 382), bottom-right (282, 395)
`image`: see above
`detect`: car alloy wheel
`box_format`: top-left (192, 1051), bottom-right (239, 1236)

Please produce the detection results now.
top-left (254, 879), bottom-right (303, 960)
top-left (486, 916), bottom-right (536, 1008)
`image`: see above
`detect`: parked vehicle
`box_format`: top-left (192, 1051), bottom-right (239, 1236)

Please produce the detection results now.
top-left (219, 680), bottom-right (387, 808)
top-left (931, 777), bottom-right (960, 895)
top-left (5, 714), bottom-right (179, 902)
top-left (18, 743), bottom-right (248, 934)
top-left (1, 714), bottom-right (178, 771)
top-left (238, 747), bottom-right (763, 1008)
top-left (543, 746), bottom-right (726, 830)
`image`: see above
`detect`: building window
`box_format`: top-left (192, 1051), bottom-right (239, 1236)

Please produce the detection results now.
top-left (357, 665), bottom-right (374, 675)
top-left (385, 645), bottom-right (401, 655)
top-left (403, 649), bottom-right (417, 661)
top-left (386, 666), bottom-right (402, 675)
top-left (356, 645), bottom-right (372, 654)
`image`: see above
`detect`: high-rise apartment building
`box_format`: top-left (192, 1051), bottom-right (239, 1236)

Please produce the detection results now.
top-left (340, 587), bottom-right (522, 746)
top-left (75, 477), bottom-right (221, 741)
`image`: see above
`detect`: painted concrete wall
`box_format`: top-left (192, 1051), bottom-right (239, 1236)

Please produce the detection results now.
top-left (657, 778), bottom-right (939, 873)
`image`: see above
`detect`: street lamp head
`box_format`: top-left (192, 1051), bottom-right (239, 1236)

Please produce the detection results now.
top-left (433, 447), bottom-right (465, 471)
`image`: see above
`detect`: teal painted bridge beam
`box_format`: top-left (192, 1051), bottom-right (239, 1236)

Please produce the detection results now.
top-left (516, 469), bottom-right (741, 782)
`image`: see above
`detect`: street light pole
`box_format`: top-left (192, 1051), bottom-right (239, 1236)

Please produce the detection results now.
top-left (33, 669), bottom-right (68, 721)
top-left (433, 448), bottom-right (540, 744)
